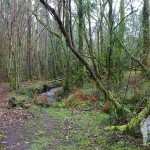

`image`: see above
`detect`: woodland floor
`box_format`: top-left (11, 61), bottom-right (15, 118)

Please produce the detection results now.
top-left (0, 83), bottom-right (62, 150)
top-left (0, 83), bottom-right (32, 150)
top-left (0, 81), bottom-right (149, 150)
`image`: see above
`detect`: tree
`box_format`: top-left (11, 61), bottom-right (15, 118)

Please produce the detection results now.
top-left (107, 0), bottom-right (113, 83)
top-left (34, 0), bottom-right (41, 79)
top-left (143, 0), bottom-right (150, 74)
top-left (119, 0), bottom-right (125, 42)
top-left (27, 0), bottom-right (32, 80)
top-left (12, 0), bottom-right (20, 89)
top-left (76, 0), bottom-right (84, 86)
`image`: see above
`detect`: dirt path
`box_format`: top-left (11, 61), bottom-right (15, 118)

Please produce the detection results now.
top-left (0, 84), bottom-right (32, 150)
top-left (0, 83), bottom-right (18, 128)
top-left (0, 84), bottom-right (61, 150)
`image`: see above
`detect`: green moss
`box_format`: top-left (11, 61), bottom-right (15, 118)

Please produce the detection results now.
top-left (0, 132), bottom-right (4, 140)
top-left (81, 87), bottom-right (98, 96)
top-left (0, 145), bottom-right (4, 150)
top-left (0, 132), bottom-right (5, 150)
top-left (14, 83), bottom-right (43, 97)
top-left (7, 94), bottom-right (32, 109)
top-left (124, 71), bottom-right (141, 78)
top-left (111, 145), bottom-right (142, 150)
top-left (7, 81), bottom-right (54, 109)
top-left (52, 101), bottom-right (66, 108)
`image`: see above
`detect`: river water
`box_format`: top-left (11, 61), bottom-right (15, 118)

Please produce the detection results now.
top-left (38, 87), bottom-right (62, 102)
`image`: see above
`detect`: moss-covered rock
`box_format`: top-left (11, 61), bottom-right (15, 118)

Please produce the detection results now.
top-left (8, 97), bottom-right (21, 108)
top-left (8, 96), bottom-right (32, 109)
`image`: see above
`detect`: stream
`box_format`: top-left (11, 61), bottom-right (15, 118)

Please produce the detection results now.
top-left (38, 87), bottom-right (62, 102)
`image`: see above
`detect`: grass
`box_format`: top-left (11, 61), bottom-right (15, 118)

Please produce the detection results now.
top-left (26, 105), bottom-right (145, 150)
top-left (30, 137), bottom-right (50, 150)
top-left (0, 132), bottom-right (4, 150)
top-left (27, 109), bottom-right (51, 150)
top-left (124, 70), bottom-right (141, 78)
top-left (0, 145), bottom-right (3, 150)
top-left (28, 106), bottom-right (110, 149)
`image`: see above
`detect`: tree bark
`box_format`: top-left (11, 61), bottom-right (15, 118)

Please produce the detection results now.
top-left (107, 0), bottom-right (113, 83)
top-left (27, 0), bottom-right (32, 80)
top-left (143, 0), bottom-right (150, 75)
top-left (77, 0), bottom-right (84, 86)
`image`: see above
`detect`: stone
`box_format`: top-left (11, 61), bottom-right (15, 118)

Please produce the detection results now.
top-left (140, 115), bottom-right (150, 146)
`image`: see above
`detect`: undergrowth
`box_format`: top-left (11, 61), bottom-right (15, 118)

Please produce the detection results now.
top-left (0, 132), bottom-right (4, 150)
top-left (4, 78), bottom-right (149, 150)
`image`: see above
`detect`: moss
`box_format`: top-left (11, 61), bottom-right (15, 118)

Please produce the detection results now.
top-left (7, 95), bottom-right (32, 109)
top-left (105, 102), bottom-right (150, 132)
top-left (7, 81), bottom-right (55, 109)
top-left (124, 70), bottom-right (141, 78)
top-left (52, 80), bottom-right (62, 87)
top-left (0, 132), bottom-right (5, 150)
top-left (0, 132), bottom-right (4, 140)
top-left (54, 88), bottom-right (64, 100)
top-left (22, 103), bottom-right (32, 109)
top-left (0, 145), bottom-right (4, 150)
top-left (52, 102), bottom-right (66, 108)
top-left (108, 91), bottom-right (122, 110)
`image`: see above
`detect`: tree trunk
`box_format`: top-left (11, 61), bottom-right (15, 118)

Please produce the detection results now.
top-left (77, 0), bottom-right (84, 86)
top-left (27, 0), bottom-right (32, 80)
top-left (35, 0), bottom-right (41, 79)
top-left (107, 0), bottom-right (113, 84)
top-left (45, 8), bottom-right (49, 79)
top-left (119, 0), bottom-right (125, 43)
top-left (9, 0), bottom-right (20, 89)
top-left (143, 0), bottom-right (150, 75)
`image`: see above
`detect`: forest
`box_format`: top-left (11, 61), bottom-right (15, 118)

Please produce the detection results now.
top-left (0, 0), bottom-right (150, 149)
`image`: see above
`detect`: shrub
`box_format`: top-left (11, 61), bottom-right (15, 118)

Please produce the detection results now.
top-left (65, 90), bottom-right (99, 109)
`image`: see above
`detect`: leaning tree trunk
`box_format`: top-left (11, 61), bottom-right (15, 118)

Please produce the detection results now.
top-left (105, 101), bottom-right (150, 132)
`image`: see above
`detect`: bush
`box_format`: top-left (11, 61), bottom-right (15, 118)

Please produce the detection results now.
top-left (65, 90), bottom-right (99, 110)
